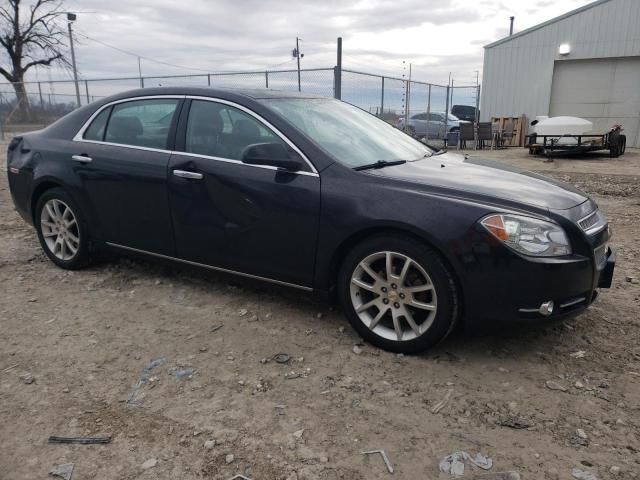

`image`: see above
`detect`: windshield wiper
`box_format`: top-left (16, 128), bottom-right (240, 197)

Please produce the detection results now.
top-left (353, 159), bottom-right (407, 171)
top-left (432, 148), bottom-right (448, 156)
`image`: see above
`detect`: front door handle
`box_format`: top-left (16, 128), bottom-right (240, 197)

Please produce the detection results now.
top-left (173, 170), bottom-right (203, 180)
top-left (71, 154), bottom-right (92, 163)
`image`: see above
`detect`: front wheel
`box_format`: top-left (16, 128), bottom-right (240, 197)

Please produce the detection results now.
top-left (35, 188), bottom-right (91, 269)
top-left (338, 235), bottom-right (459, 353)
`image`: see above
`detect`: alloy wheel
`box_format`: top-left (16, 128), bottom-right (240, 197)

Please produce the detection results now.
top-left (349, 251), bottom-right (438, 342)
top-left (40, 199), bottom-right (80, 261)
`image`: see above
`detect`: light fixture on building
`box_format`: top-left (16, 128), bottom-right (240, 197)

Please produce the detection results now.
top-left (558, 43), bottom-right (571, 55)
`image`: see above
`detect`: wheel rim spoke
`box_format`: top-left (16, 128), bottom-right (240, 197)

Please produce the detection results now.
top-left (392, 310), bottom-right (403, 341)
top-left (406, 283), bottom-right (433, 293)
top-left (350, 250), bottom-right (438, 343)
top-left (65, 238), bottom-right (78, 254)
top-left (52, 200), bottom-right (63, 219)
top-left (404, 309), bottom-right (422, 336)
top-left (45, 203), bottom-right (57, 221)
top-left (351, 277), bottom-right (377, 292)
top-left (359, 261), bottom-right (383, 283)
top-left (385, 252), bottom-right (396, 281)
top-left (399, 257), bottom-right (411, 286)
top-left (356, 298), bottom-right (380, 313)
top-left (408, 298), bottom-right (436, 311)
top-left (369, 307), bottom-right (387, 329)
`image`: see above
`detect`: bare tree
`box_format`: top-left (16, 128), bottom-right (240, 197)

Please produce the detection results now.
top-left (0, 0), bottom-right (68, 119)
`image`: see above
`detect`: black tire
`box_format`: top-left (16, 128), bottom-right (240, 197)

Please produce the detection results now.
top-left (618, 135), bottom-right (626, 155)
top-left (35, 187), bottom-right (91, 269)
top-left (337, 234), bottom-right (459, 354)
top-left (609, 143), bottom-right (619, 158)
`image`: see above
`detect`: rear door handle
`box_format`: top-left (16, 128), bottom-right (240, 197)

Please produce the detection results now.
top-left (71, 154), bottom-right (92, 163)
top-left (173, 170), bottom-right (203, 180)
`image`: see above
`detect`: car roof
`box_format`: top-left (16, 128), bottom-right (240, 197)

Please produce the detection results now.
top-left (103, 86), bottom-right (327, 102)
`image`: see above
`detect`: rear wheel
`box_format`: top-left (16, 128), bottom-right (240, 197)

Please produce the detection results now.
top-left (618, 134), bottom-right (626, 155)
top-left (338, 235), bottom-right (459, 353)
top-left (35, 188), bottom-right (91, 269)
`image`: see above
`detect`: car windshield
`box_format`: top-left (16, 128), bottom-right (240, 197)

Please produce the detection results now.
top-left (263, 98), bottom-right (434, 168)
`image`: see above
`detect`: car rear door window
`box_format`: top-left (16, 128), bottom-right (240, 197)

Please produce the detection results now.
top-left (104, 99), bottom-right (179, 149)
top-left (185, 100), bottom-right (286, 160)
top-left (83, 107), bottom-right (111, 141)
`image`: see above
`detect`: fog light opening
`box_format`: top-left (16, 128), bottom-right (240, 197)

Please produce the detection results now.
top-left (539, 301), bottom-right (554, 317)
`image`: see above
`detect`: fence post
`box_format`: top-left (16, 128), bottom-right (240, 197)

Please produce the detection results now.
top-left (403, 80), bottom-right (409, 130)
top-left (444, 84), bottom-right (450, 146)
top-left (425, 84), bottom-right (431, 141)
top-left (84, 80), bottom-right (90, 104)
top-left (380, 76), bottom-right (385, 116)
top-left (38, 82), bottom-right (44, 108)
top-left (207, 74), bottom-right (211, 86)
top-left (265, 71), bottom-right (269, 89)
top-left (141, 77), bottom-right (145, 88)
top-left (334, 37), bottom-right (342, 100)
top-left (475, 83), bottom-right (481, 123)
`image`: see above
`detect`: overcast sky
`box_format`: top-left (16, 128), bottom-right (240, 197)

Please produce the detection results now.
top-left (31, 0), bottom-right (592, 86)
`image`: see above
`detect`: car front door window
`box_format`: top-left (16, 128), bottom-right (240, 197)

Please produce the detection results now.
top-left (185, 100), bottom-right (288, 160)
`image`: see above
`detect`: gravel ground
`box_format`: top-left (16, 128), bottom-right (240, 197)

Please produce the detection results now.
top-left (1, 146), bottom-right (639, 480)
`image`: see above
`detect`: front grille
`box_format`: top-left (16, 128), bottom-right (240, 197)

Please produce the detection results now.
top-left (594, 244), bottom-right (607, 270)
top-left (579, 211), bottom-right (599, 230)
top-left (579, 210), bottom-right (606, 234)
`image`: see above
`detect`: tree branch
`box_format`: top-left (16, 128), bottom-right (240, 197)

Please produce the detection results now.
top-left (22, 52), bottom-right (62, 72)
top-left (0, 65), bottom-right (14, 82)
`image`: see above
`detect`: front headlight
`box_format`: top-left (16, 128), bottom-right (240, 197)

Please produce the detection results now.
top-left (481, 214), bottom-right (571, 256)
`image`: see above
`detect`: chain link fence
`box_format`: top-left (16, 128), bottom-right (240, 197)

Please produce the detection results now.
top-left (0, 67), bottom-right (479, 144)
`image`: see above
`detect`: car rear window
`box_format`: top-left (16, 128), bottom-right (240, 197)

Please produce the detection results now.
top-left (104, 99), bottom-right (179, 149)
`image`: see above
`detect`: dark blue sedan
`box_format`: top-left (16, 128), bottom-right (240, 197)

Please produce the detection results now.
top-left (6, 87), bottom-right (615, 353)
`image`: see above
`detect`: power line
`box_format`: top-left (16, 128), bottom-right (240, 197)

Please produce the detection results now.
top-left (74, 29), bottom-right (296, 74)
top-left (73, 30), bottom-right (215, 73)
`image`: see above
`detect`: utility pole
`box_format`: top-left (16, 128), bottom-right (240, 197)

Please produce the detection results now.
top-left (138, 56), bottom-right (143, 88)
top-left (293, 37), bottom-right (304, 92)
top-left (334, 37), bottom-right (342, 100)
top-left (67, 13), bottom-right (81, 108)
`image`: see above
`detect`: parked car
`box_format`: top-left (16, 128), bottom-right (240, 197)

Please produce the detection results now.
top-left (451, 104), bottom-right (479, 123)
top-left (396, 111), bottom-right (468, 138)
top-left (7, 88), bottom-right (615, 353)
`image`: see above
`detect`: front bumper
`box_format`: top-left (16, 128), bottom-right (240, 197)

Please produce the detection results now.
top-left (461, 240), bottom-right (615, 329)
top-left (597, 246), bottom-right (615, 289)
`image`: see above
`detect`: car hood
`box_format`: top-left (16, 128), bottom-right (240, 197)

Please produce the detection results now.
top-left (366, 152), bottom-right (588, 211)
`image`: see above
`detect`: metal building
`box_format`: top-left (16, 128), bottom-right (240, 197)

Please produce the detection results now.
top-left (480, 0), bottom-right (640, 147)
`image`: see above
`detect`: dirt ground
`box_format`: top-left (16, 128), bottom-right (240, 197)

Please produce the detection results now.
top-left (1, 145), bottom-right (639, 480)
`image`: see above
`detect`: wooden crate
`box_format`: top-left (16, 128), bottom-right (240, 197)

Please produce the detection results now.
top-left (491, 115), bottom-right (528, 147)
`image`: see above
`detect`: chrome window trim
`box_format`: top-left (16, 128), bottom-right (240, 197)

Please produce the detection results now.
top-left (72, 94), bottom-right (319, 177)
top-left (170, 150), bottom-right (318, 177)
top-left (105, 242), bottom-right (313, 291)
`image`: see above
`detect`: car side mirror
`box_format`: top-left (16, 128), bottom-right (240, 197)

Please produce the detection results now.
top-left (241, 143), bottom-right (302, 172)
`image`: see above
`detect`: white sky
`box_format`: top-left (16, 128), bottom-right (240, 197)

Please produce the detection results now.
top-left (27, 0), bottom-right (594, 85)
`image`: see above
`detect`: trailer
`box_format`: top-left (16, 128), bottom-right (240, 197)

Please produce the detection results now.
top-left (525, 128), bottom-right (626, 158)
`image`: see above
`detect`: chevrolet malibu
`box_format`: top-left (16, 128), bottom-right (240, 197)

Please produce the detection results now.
top-left (7, 87), bottom-right (615, 353)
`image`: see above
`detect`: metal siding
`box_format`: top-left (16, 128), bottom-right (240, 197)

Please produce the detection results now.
top-left (549, 57), bottom-right (640, 147)
top-left (481, 0), bottom-right (640, 145)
